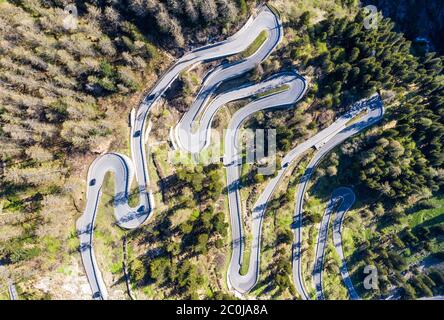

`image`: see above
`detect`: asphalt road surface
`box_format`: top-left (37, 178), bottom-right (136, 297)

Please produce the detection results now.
top-left (331, 187), bottom-right (360, 300)
top-left (313, 187), bottom-right (358, 300)
top-left (77, 3), bottom-right (384, 300)
top-left (8, 281), bottom-right (18, 300)
top-left (292, 95), bottom-right (384, 299)
top-left (227, 95), bottom-right (383, 295)
top-left (225, 72), bottom-right (307, 294)
top-left (76, 5), bottom-right (289, 300)
top-left (0, 264), bottom-right (18, 300)
top-left (174, 6), bottom-right (283, 153)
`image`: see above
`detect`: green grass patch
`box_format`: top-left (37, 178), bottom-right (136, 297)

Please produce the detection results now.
top-left (41, 236), bottom-right (62, 260)
top-left (110, 262), bottom-right (123, 274)
top-left (256, 85), bottom-right (290, 99)
top-left (242, 30), bottom-right (268, 58)
top-left (345, 109), bottom-right (368, 126)
top-left (56, 265), bottom-right (73, 276)
top-left (239, 233), bottom-right (252, 276)
top-left (322, 236), bottom-right (348, 299)
top-left (404, 196), bottom-right (444, 229)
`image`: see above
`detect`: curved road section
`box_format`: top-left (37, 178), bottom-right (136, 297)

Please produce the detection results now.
top-left (225, 72), bottom-right (307, 294)
top-left (292, 95), bottom-right (384, 299)
top-left (225, 92), bottom-right (383, 295)
top-left (76, 5), bottom-right (286, 300)
top-left (331, 187), bottom-right (360, 300)
top-left (174, 6), bottom-right (282, 153)
top-left (313, 187), bottom-right (357, 300)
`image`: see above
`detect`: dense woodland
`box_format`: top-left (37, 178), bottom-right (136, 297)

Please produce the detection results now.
top-left (288, 9), bottom-right (443, 298)
top-left (0, 0), bottom-right (442, 299)
top-left (242, 3), bottom-right (443, 298)
top-left (306, 12), bottom-right (444, 204)
top-left (0, 0), bottom-right (247, 299)
top-left (263, 8), bottom-right (444, 206)
top-left (127, 162), bottom-right (232, 299)
top-left (363, 0), bottom-right (444, 54)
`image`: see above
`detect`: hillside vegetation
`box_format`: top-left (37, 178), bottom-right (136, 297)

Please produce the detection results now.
top-left (0, 0), bottom-right (442, 300)
top-left (363, 0), bottom-right (444, 54)
top-left (0, 0), bottom-right (247, 299)
top-left (241, 0), bottom-right (443, 298)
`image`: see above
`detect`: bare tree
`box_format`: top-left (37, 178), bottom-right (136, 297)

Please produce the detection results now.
top-left (199, 0), bottom-right (218, 23)
top-left (85, 3), bottom-right (102, 26)
top-left (146, 0), bottom-right (159, 15)
top-left (104, 6), bottom-right (122, 31)
top-left (217, 0), bottom-right (238, 23)
top-left (166, 0), bottom-right (182, 15)
top-left (184, 0), bottom-right (199, 24)
top-left (128, 0), bottom-right (147, 17)
top-left (25, 145), bottom-right (53, 163)
top-left (156, 3), bottom-right (185, 47)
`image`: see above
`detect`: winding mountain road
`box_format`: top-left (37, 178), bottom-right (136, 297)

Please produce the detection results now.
top-left (226, 95), bottom-right (383, 295)
top-left (174, 7), bottom-right (283, 154)
top-left (313, 187), bottom-right (358, 300)
top-left (77, 5), bottom-right (293, 300)
top-left (225, 72), bottom-right (307, 294)
top-left (77, 3), bottom-right (384, 300)
top-left (331, 187), bottom-right (360, 300)
top-left (292, 95), bottom-right (384, 299)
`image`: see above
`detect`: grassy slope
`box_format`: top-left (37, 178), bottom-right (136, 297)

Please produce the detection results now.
top-left (242, 30), bottom-right (268, 58)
